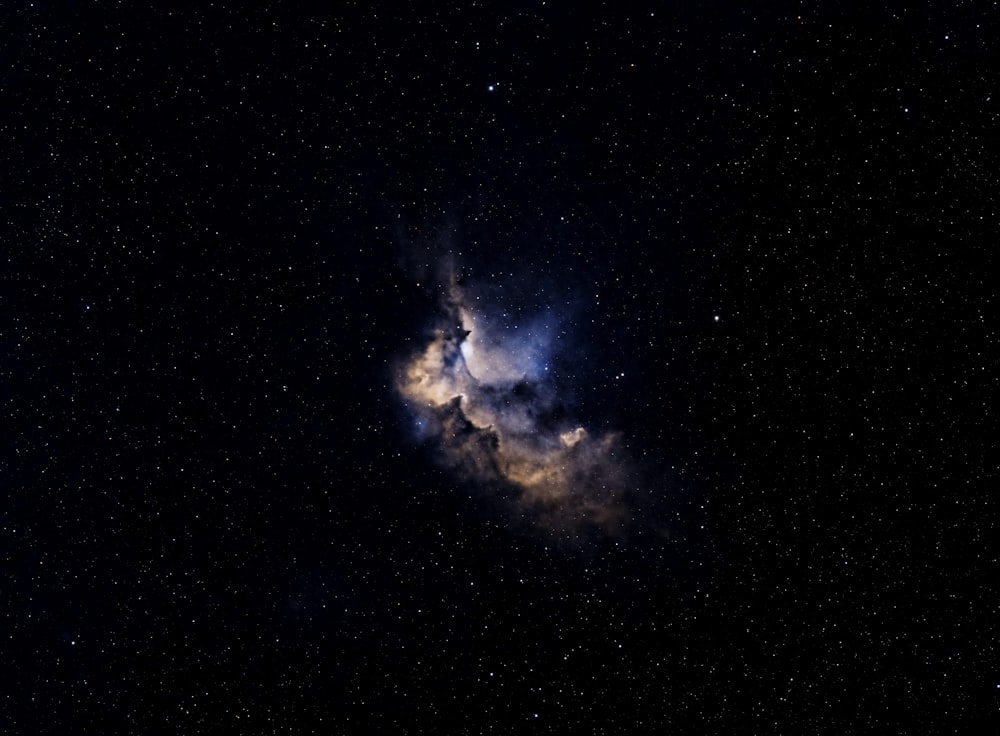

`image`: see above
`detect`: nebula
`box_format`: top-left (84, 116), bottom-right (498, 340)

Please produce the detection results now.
top-left (396, 268), bottom-right (631, 537)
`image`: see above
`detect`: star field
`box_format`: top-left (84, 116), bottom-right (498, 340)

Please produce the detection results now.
top-left (3, 3), bottom-right (996, 734)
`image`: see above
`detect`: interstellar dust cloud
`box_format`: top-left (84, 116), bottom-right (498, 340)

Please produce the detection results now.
top-left (396, 267), bottom-right (632, 537)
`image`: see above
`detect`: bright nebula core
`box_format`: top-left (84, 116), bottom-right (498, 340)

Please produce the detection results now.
top-left (396, 268), bottom-right (631, 537)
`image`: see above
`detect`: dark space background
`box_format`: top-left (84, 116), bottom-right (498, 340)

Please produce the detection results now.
top-left (3, 3), bottom-right (996, 733)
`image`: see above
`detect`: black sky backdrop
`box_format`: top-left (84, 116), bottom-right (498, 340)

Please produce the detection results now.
top-left (3, 2), bottom-right (997, 733)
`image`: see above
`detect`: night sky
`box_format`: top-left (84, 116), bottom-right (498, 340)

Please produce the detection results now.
top-left (4, 3), bottom-right (997, 733)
